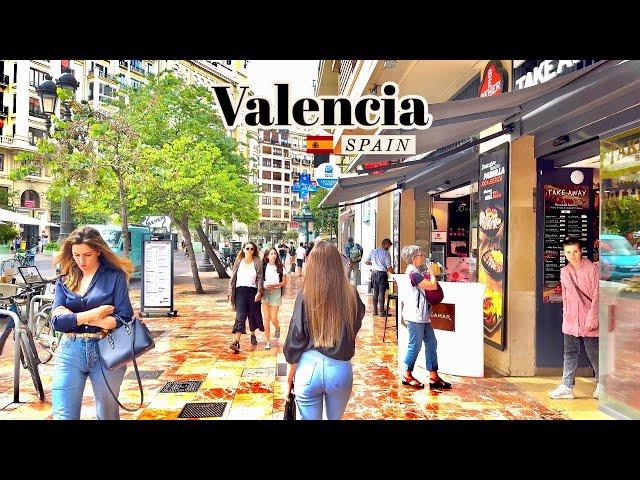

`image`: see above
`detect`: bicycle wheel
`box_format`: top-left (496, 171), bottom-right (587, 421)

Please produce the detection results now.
top-left (20, 330), bottom-right (45, 401)
top-left (33, 313), bottom-right (54, 364)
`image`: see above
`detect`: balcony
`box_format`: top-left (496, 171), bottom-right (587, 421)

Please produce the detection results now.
top-left (119, 60), bottom-right (129, 69)
top-left (0, 74), bottom-right (9, 87)
top-left (99, 94), bottom-right (117, 104)
top-left (0, 105), bottom-right (8, 118)
top-left (0, 135), bottom-right (15, 147)
top-left (28, 108), bottom-right (47, 119)
top-left (338, 60), bottom-right (357, 95)
top-left (89, 69), bottom-right (118, 84)
top-left (130, 64), bottom-right (145, 76)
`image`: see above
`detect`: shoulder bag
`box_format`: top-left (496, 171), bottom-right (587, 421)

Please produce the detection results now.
top-left (98, 316), bottom-right (155, 412)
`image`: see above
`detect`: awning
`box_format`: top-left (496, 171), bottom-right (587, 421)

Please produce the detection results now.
top-left (351, 60), bottom-right (614, 168)
top-left (0, 208), bottom-right (59, 227)
top-left (319, 161), bottom-right (432, 207)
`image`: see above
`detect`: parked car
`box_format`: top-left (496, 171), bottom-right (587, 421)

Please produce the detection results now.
top-left (599, 234), bottom-right (640, 281)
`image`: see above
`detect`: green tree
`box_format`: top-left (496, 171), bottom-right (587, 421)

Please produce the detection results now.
top-left (308, 189), bottom-right (338, 238)
top-left (284, 229), bottom-right (299, 242)
top-left (602, 196), bottom-right (640, 236)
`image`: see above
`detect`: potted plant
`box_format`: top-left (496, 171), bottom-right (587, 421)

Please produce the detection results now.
top-left (0, 224), bottom-right (19, 255)
top-left (43, 241), bottom-right (60, 257)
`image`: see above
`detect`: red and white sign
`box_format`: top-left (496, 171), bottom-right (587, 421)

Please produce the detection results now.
top-left (23, 200), bottom-right (36, 208)
top-left (432, 231), bottom-right (447, 243)
top-left (479, 62), bottom-right (507, 98)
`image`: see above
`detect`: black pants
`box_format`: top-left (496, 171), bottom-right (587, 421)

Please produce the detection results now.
top-left (232, 287), bottom-right (264, 334)
top-left (371, 271), bottom-right (389, 312)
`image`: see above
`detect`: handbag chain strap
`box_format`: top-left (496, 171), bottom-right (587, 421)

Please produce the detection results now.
top-left (98, 319), bottom-right (144, 412)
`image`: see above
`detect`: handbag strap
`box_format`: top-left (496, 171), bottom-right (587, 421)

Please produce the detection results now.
top-left (98, 319), bottom-right (144, 412)
top-left (567, 269), bottom-right (592, 307)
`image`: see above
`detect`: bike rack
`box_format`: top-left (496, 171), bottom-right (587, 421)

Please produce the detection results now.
top-left (0, 308), bottom-right (22, 403)
top-left (28, 294), bottom-right (54, 333)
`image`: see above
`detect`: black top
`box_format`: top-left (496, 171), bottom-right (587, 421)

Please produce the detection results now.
top-left (283, 289), bottom-right (365, 364)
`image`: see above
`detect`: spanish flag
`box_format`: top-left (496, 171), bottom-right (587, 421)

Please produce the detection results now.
top-left (306, 135), bottom-right (333, 154)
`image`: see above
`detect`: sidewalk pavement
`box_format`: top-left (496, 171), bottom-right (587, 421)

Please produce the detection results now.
top-left (0, 253), bottom-right (612, 420)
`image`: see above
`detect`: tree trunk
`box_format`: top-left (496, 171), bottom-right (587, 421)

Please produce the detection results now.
top-left (117, 170), bottom-right (131, 257)
top-left (176, 214), bottom-right (204, 294)
top-left (195, 222), bottom-right (229, 279)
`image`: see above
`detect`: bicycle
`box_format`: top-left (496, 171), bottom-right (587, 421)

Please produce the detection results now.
top-left (1, 247), bottom-right (37, 273)
top-left (28, 283), bottom-right (60, 365)
top-left (0, 286), bottom-right (45, 401)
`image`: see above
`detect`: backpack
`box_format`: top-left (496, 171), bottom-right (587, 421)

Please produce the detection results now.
top-left (349, 244), bottom-right (363, 263)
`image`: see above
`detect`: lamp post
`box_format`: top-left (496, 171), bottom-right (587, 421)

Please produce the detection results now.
top-left (37, 72), bottom-right (79, 242)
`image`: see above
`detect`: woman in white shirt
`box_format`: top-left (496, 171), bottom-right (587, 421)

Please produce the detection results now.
top-left (261, 247), bottom-right (287, 349)
top-left (227, 241), bottom-right (264, 353)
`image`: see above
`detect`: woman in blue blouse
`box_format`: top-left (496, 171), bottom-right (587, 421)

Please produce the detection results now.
top-left (50, 226), bottom-right (134, 420)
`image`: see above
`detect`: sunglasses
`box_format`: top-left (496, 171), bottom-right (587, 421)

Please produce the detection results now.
top-left (244, 247), bottom-right (255, 251)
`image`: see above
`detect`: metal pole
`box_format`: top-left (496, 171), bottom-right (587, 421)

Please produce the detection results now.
top-left (58, 102), bottom-right (74, 241)
top-left (198, 219), bottom-right (215, 272)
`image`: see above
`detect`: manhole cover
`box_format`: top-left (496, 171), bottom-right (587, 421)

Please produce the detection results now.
top-left (159, 381), bottom-right (202, 393)
top-left (178, 402), bottom-right (227, 418)
top-left (277, 363), bottom-right (287, 376)
top-left (125, 370), bottom-right (164, 380)
top-left (242, 368), bottom-right (276, 378)
top-left (149, 330), bottom-right (166, 339)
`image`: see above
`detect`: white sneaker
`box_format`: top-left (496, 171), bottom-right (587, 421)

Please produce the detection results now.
top-left (264, 342), bottom-right (271, 350)
top-left (548, 384), bottom-right (575, 399)
top-left (593, 383), bottom-right (600, 399)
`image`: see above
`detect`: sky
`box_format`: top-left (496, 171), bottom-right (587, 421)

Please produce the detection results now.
top-left (246, 60), bottom-right (320, 99)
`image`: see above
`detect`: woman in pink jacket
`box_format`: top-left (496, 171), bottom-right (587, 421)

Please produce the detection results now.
top-left (548, 237), bottom-right (600, 400)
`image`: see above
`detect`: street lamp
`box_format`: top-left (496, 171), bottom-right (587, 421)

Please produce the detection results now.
top-left (36, 70), bottom-right (79, 242)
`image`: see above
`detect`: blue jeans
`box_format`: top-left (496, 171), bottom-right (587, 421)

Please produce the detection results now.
top-left (52, 335), bottom-right (127, 420)
top-left (404, 321), bottom-right (438, 372)
top-left (294, 349), bottom-right (353, 420)
top-left (562, 334), bottom-right (599, 388)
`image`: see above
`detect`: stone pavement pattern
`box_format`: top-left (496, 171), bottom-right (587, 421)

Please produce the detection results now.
top-left (0, 256), bottom-right (603, 420)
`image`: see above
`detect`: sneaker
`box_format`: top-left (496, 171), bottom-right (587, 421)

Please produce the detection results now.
top-left (548, 384), bottom-right (575, 399)
top-left (274, 328), bottom-right (280, 339)
top-left (593, 383), bottom-right (600, 399)
top-left (264, 342), bottom-right (271, 350)
top-left (250, 334), bottom-right (258, 346)
top-left (229, 341), bottom-right (240, 353)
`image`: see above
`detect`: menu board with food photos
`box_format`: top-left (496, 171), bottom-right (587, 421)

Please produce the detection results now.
top-left (542, 184), bottom-right (590, 303)
top-left (478, 143), bottom-right (509, 350)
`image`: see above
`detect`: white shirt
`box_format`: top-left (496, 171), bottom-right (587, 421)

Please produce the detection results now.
top-left (401, 264), bottom-right (430, 324)
top-left (365, 247), bottom-right (392, 272)
top-left (264, 264), bottom-right (280, 286)
top-left (296, 246), bottom-right (306, 260)
top-left (236, 260), bottom-right (257, 288)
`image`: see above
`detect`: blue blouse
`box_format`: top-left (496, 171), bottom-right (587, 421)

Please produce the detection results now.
top-left (51, 261), bottom-right (134, 333)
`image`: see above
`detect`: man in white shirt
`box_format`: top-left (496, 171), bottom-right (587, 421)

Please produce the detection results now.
top-left (295, 242), bottom-right (307, 277)
top-left (364, 238), bottom-right (394, 316)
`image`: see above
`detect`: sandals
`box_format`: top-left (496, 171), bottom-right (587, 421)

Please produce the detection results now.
top-left (401, 375), bottom-right (425, 389)
top-left (429, 377), bottom-right (452, 390)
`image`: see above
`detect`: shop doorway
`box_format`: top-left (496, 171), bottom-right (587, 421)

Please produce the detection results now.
top-left (535, 139), bottom-right (600, 373)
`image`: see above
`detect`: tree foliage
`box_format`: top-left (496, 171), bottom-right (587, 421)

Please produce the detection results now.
top-left (308, 189), bottom-right (338, 236)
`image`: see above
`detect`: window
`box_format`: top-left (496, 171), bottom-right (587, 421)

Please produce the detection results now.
top-left (130, 78), bottom-right (142, 89)
top-left (272, 210), bottom-right (281, 218)
top-left (273, 184), bottom-right (282, 193)
top-left (262, 183), bottom-right (271, 192)
top-left (262, 145), bottom-right (272, 154)
top-left (29, 97), bottom-right (41, 116)
top-left (13, 63), bottom-right (17, 83)
top-left (0, 153), bottom-right (4, 171)
top-left (262, 171), bottom-right (271, 180)
top-left (273, 197), bottom-right (282, 206)
top-left (99, 84), bottom-right (115, 97)
top-left (262, 196), bottom-right (271, 205)
top-left (284, 211), bottom-right (290, 219)
top-left (284, 198), bottom-right (290, 206)
top-left (284, 186), bottom-right (290, 194)
top-left (273, 172), bottom-right (282, 181)
top-left (88, 82), bottom-right (94, 101)
top-left (21, 189), bottom-right (40, 208)
top-left (262, 209), bottom-right (271, 218)
top-left (285, 161), bottom-right (290, 169)
top-left (0, 186), bottom-right (8, 207)
top-left (29, 68), bottom-right (47, 88)
top-left (273, 159), bottom-right (282, 168)
top-left (284, 173), bottom-right (290, 182)
top-left (273, 148), bottom-right (282, 156)
top-left (262, 158), bottom-right (271, 167)
top-left (28, 128), bottom-right (44, 146)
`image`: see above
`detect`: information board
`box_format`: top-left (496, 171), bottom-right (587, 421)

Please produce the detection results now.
top-left (141, 239), bottom-right (175, 313)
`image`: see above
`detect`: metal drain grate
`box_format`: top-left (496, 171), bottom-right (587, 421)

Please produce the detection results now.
top-left (159, 380), bottom-right (202, 393)
top-left (125, 370), bottom-right (164, 380)
top-left (277, 363), bottom-right (287, 376)
top-left (178, 402), bottom-right (227, 418)
top-left (149, 330), bottom-right (166, 339)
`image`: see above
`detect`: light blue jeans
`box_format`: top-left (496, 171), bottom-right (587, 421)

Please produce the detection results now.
top-left (404, 321), bottom-right (439, 372)
top-left (294, 349), bottom-right (353, 420)
top-left (52, 335), bottom-right (127, 420)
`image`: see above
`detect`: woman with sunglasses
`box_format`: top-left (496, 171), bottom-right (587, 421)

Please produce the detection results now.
top-left (227, 241), bottom-right (265, 352)
top-left (261, 247), bottom-right (287, 350)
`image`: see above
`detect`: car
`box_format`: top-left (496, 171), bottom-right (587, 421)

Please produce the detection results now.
top-left (599, 234), bottom-right (640, 281)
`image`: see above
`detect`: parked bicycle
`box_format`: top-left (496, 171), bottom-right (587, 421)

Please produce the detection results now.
top-left (1, 246), bottom-right (37, 273)
top-left (28, 282), bottom-right (59, 365)
top-left (0, 285), bottom-right (45, 401)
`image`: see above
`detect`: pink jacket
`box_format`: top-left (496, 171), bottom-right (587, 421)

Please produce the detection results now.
top-left (560, 258), bottom-right (599, 337)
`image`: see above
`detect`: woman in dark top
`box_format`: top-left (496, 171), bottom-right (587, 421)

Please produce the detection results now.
top-left (50, 226), bottom-right (135, 420)
top-left (284, 240), bottom-right (364, 420)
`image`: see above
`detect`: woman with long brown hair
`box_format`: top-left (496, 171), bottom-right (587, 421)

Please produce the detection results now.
top-left (50, 226), bottom-right (135, 420)
top-left (227, 241), bottom-right (264, 352)
top-left (261, 247), bottom-right (287, 350)
top-left (283, 240), bottom-right (365, 420)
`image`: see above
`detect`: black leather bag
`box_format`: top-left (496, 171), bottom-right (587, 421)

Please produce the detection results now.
top-left (98, 317), bottom-right (155, 412)
top-left (283, 391), bottom-right (296, 420)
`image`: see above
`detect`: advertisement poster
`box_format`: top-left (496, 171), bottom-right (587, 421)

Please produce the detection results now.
top-left (478, 143), bottom-right (509, 350)
top-left (542, 184), bottom-right (590, 303)
top-left (142, 240), bottom-right (173, 308)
